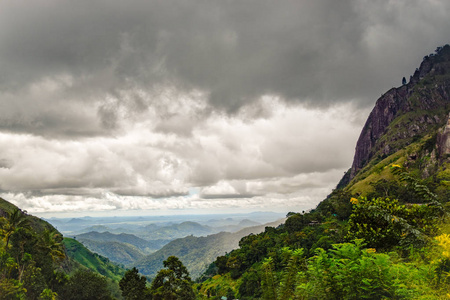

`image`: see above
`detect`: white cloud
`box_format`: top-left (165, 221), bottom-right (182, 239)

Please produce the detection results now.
top-left (0, 98), bottom-right (364, 215)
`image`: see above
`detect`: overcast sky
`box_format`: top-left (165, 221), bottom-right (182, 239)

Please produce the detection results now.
top-left (1, 0), bottom-right (449, 217)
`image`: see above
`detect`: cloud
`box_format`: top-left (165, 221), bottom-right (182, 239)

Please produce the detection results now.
top-left (1, 0), bottom-right (450, 137)
top-left (0, 99), bottom-right (362, 214)
top-left (1, 0), bottom-right (450, 215)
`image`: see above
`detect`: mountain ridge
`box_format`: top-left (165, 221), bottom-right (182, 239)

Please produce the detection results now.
top-left (348, 44), bottom-right (450, 182)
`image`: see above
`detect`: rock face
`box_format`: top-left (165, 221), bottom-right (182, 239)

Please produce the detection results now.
top-left (349, 45), bottom-right (450, 181)
top-left (437, 114), bottom-right (450, 158)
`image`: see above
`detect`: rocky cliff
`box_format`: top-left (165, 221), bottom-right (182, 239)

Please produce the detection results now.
top-left (348, 44), bottom-right (450, 182)
top-left (437, 113), bottom-right (450, 159)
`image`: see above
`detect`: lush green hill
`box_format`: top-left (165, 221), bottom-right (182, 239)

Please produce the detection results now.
top-left (133, 218), bottom-right (286, 280)
top-left (76, 238), bottom-right (145, 266)
top-left (0, 197), bottom-right (125, 298)
top-left (63, 237), bottom-right (126, 281)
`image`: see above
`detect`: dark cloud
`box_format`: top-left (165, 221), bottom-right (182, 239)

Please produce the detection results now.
top-left (1, 0), bottom-right (450, 214)
top-left (1, 0), bottom-right (450, 136)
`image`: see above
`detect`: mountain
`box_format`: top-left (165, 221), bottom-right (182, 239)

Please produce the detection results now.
top-left (133, 218), bottom-right (286, 280)
top-left (74, 239), bottom-right (145, 266)
top-left (75, 231), bottom-right (157, 252)
top-left (337, 45), bottom-right (450, 201)
top-left (347, 44), bottom-right (450, 182)
top-left (63, 238), bottom-right (126, 281)
top-left (197, 45), bottom-right (450, 299)
top-left (137, 221), bottom-right (215, 240)
top-left (0, 197), bottom-right (126, 298)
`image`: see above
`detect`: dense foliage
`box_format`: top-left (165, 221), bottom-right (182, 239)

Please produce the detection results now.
top-left (0, 205), bottom-right (124, 299)
top-left (194, 158), bottom-right (450, 299)
top-left (119, 256), bottom-right (195, 300)
top-left (0, 207), bottom-right (69, 299)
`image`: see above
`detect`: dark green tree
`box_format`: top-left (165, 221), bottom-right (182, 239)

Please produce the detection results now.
top-left (150, 256), bottom-right (195, 300)
top-left (61, 269), bottom-right (112, 300)
top-left (119, 267), bottom-right (149, 300)
top-left (2, 209), bottom-right (31, 249)
top-left (226, 287), bottom-right (235, 299)
top-left (215, 255), bottom-right (229, 274)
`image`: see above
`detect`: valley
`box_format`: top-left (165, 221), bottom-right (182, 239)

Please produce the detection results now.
top-left (45, 211), bottom-right (286, 278)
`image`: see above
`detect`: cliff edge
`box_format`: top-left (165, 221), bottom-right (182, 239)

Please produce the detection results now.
top-left (348, 45), bottom-right (450, 183)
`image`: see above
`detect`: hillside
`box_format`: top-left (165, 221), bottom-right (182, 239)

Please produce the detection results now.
top-left (338, 46), bottom-right (450, 201)
top-left (348, 44), bottom-right (450, 182)
top-left (63, 238), bottom-right (126, 281)
top-left (195, 45), bottom-right (450, 299)
top-left (75, 231), bottom-right (157, 253)
top-left (75, 238), bottom-right (145, 266)
top-left (0, 197), bottom-right (57, 233)
top-left (133, 218), bottom-right (286, 280)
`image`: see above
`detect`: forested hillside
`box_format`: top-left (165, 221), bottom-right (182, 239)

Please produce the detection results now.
top-left (0, 198), bottom-right (125, 299)
top-left (133, 218), bottom-right (286, 280)
top-left (191, 45), bottom-right (450, 299)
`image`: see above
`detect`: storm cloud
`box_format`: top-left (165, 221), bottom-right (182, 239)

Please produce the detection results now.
top-left (1, 0), bottom-right (449, 215)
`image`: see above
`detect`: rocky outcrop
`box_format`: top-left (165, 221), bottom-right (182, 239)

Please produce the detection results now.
top-left (348, 45), bottom-right (450, 181)
top-left (437, 114), bottom-right (450, 159)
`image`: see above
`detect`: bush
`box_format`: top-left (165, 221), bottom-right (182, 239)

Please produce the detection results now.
top-left (296, 241), bottom-right (433, 299)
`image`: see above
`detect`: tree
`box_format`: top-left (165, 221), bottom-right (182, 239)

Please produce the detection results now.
top-left (61, 269), bottom-right (112, 300)
top-left (38, 230), bottom-right (65, 265)
top-left (261, 248), bottom-right (304, 300)
top-left (119, 267), bottom-right (149, 300)
top-left (402, 77), bottom-right (407, 85)
top-left (38, 288), bottom-right (57, 300)
top-left (1, 209), bottom-right (30, 249)
top-left (215, 255), bottom-right (229, 274)
top-left (226, 287), bottom-right (235, 300)
top-left (150, 256), bottom-right (195, 300)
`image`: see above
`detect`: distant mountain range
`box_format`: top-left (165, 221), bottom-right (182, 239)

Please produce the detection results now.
top-left (132, 218), bottom-right (286, 280)
top-left (67, 214), bottom-right (280, 268)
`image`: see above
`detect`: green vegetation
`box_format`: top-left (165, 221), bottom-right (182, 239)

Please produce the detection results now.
top-left (73, 238), bottom-right (146, 266)
top-left (63, 238), bottom-right (126, 282)
top-left (133, 218), bottom-right (285, 280)
top-left (118, 256), bottom-right (195, 300)
top-left (0, 205), bottom-right (68, 299)
top-left (119, 267), bottom-right (149, 300)
top-left (191, 163), bottom-right (450, 299)
top-left (150, 256), bottom-right (195, 300)
top-left (186, 46), bottom-right (450, 299)
top-left (0, 202), bottom-right (125, 299)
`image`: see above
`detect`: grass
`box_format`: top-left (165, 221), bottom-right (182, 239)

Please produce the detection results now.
top-left (63, 237), bottom-right (126, 281)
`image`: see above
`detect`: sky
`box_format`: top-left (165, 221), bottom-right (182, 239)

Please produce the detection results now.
top-left (1, 0), bottom-right (450, 217)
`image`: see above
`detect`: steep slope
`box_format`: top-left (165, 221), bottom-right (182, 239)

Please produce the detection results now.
top-left (133, 218), bottom-right (286, 280)
top-left (1, 196), bottom-right (127, 280)
top-left (348, 44), bottom-right (450, 182)
top-left (75, 239), bottom-right (145, 266)
top-left (0, 197), bottom-right (57, 233)
top-left (63, 238), bottom-right (126, 281)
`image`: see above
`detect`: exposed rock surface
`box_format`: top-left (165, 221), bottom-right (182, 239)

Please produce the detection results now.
top-left (437, 114), bottom-right (450, 158)
top-left (348, 45), bottom-right (450, 181)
